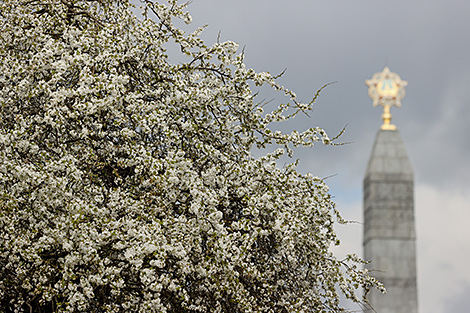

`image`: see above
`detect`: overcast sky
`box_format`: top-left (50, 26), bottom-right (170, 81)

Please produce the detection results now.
top-left (138, 1), bottom-right (470, 312)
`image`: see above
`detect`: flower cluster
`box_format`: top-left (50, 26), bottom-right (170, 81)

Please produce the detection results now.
top-left (0, 0), bottom-right (381, 312)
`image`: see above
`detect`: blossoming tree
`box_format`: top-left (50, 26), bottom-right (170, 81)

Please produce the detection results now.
top-left (0, 0), bottom-right (381, 312)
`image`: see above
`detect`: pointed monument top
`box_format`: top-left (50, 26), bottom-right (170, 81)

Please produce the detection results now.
top-left (365, 67), bottom-right (408, 130)
top-left (365, 129), bottom-right (413, 181)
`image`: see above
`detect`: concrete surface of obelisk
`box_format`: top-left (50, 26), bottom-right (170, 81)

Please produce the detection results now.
top-left (363, 128), bottom-right (418, 313)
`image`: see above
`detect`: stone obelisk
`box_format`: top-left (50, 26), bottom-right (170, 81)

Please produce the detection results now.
top-left (363, 67), bottom-right (418, 313)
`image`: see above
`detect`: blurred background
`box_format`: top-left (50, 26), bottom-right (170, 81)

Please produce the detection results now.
top-left (135, 1), bottom-right (470, 312)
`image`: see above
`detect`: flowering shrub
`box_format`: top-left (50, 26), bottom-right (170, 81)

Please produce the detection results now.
top-left (0, 0), bottom-right (381, 312)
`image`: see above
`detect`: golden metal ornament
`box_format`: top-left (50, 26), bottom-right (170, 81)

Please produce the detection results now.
top-left (365, 67), bottom-right (408, 130)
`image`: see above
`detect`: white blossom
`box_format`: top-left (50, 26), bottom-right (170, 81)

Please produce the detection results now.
top-left (0, 0), bottom-right (381, 312)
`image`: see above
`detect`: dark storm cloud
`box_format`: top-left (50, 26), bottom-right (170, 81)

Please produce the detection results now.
top-left (186, 0), bottom-right (470, 189)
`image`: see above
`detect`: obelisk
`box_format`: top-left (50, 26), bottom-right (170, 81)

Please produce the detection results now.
top-left (363, 67), bottom-right (418, 313)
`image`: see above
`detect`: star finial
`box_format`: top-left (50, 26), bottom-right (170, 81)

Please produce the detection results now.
top-left (365, 67), bottom-right (408, 130)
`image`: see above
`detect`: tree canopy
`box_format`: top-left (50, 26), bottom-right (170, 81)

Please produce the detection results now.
top-left (0, 0), bottom-right (381, 312)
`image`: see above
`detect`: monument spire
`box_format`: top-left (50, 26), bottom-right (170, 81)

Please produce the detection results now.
top-left (363, 68), bottom-right (418, 313)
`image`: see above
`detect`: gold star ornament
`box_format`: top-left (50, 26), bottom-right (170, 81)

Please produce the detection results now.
top-left (365, 67), bottom-right (408, 130)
